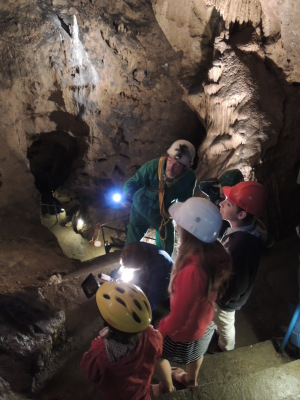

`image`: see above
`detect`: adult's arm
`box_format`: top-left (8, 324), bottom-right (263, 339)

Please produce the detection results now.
top-left (218, 232), bottom-right (260, 309)
top-left (146, 252), bottom-right (173, 311)
top-left (176, 171), bottom-right (197, 202)
top-left (123, 160), bottom-right (153, 200)
top-left (199, 178), bottom-right (220, 204)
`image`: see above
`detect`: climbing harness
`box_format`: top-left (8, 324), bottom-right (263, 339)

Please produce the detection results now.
top-left (157, 156), bottom-right (189, 244)
top-left (157, 156), bottom-right (171, 244)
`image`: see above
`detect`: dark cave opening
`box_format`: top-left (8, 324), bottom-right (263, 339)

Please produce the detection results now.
top-left (27, 131), bottom-right (78, 215)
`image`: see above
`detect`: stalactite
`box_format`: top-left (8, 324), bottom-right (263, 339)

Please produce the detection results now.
top-left (207, 0), bottom-right (262, 28)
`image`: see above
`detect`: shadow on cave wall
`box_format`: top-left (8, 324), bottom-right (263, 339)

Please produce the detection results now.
top-left (182, 7), bottom-right (225, 92)
top-left (0, 291), bottom-right (65, 395)
top-left (0, 291), bottom-right (58, 334)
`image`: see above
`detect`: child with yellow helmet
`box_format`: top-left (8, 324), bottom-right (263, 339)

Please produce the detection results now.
top-left (80, 280), bottom-right (175, 399)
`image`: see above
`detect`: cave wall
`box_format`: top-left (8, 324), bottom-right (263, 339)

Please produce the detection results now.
top-left (0, 0), bottom-right (299, 240)
top-left (153, 0), bottom-right (300, 237)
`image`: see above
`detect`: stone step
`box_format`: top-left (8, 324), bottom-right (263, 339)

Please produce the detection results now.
top-left (155, 341), bottom-right (300, 400)
top-left (158, 359), bottom-right (300, 400)
top-left (162, 340), bottom-right (291, 387)
top-left (198, 339), bottom-right (291, 384)
top-left (198, 359), bottom-right (300, 400)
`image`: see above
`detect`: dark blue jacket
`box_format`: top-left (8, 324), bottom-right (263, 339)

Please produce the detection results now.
top-left (218, 230), bottom-right (262, 311)
top-left (111, 242), bottom-right (173, 311)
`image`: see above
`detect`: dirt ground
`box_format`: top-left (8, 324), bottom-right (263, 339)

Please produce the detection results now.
top-left (0, 215), bottom-right (299, 399)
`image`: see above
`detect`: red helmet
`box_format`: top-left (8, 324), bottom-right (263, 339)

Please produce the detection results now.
top-left (222, 181), bottom-right (268, 217)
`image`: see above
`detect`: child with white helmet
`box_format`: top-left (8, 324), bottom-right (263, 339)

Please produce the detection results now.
top-left (157, 197), bottom-right (232, 388)
top-left (80, 281), bottom-right (175, 399)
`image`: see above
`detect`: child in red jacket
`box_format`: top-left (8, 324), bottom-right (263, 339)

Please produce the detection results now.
top-left (158, 197), bottom-right (232, 387)
top-left (80, 280), bottom-right (174, 399)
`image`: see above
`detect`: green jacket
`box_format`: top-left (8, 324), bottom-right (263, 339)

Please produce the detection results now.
top-left (123, 158), bottom-right (197, 226)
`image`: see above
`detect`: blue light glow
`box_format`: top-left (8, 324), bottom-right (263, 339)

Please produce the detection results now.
top-left (112, 193), bottom-right (122, 203)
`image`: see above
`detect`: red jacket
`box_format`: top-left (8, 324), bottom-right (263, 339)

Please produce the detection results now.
top-left (80, 325), bottom-right (162, 400)
top-left (159, 255), bottom-right (218, 342)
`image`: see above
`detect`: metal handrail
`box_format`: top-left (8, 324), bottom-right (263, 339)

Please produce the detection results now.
top-left (40, 202), bottom-right (61, 223)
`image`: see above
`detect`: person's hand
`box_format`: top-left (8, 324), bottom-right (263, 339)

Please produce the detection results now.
top-left (99, 326), bottom-right (111, 338)
top-left (121, 194), bottom-right (132, 208)
top-left (121, 200), bottom-right (131, 208)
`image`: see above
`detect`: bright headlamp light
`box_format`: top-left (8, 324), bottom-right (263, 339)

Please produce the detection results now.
top-left (119, 265), bottom-right (135, 282)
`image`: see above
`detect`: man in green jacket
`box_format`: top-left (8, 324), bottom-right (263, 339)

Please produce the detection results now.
top-left (123, 140), bottom-right (197, 256)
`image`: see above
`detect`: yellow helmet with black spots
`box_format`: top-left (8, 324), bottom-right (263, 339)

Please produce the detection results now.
top-left (96, 281), bottom-right (152, 333)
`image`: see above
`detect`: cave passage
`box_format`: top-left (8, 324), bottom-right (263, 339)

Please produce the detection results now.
top-left (27, 131), bottom-right (78, 215)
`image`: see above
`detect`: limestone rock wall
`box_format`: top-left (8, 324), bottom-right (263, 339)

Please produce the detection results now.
top-left (153, 0), bottom-right (300, 236)
top-left (0, 0), bottom-right (199, 229)
top-left (0, 0), bottom-right (299, 240)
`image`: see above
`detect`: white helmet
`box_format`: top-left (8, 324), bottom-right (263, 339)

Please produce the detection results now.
top-left (167, 140), bottom-right (196, 166)
top-left (169, 197), bottom-right (222, 243)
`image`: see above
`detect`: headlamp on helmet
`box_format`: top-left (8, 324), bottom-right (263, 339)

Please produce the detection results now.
top-left (167, 140), bottom-right (196, 167)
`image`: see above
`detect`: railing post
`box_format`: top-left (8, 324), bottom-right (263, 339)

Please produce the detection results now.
top-left (280, 300), bottom-right (300, 351)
